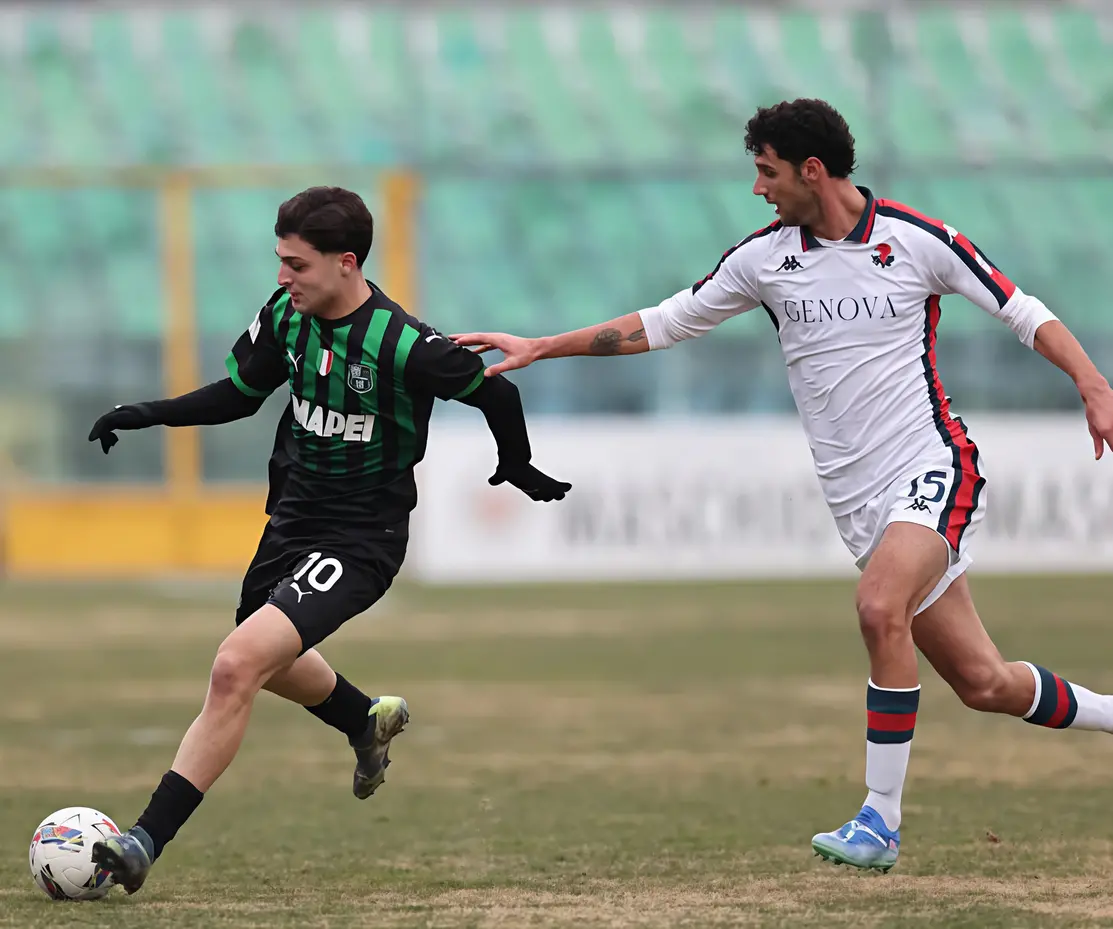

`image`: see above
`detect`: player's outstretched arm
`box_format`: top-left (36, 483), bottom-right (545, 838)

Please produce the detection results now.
top-left (1033, 321), bottom-right (1113, 460)
top-left (87, 378), bottom-right (266, 454)
top-left (923, 224), bottom-right (1113, 460)
top-left (451, 311), bottom-right (649, 377)
top-left (456, 375), bottom-right (571, 502)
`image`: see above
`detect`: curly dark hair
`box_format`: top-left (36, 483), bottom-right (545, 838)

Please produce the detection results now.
top-left (744, 99), bottom-right (857, 178)
top-left (275, 186), bottom-right (374, 266)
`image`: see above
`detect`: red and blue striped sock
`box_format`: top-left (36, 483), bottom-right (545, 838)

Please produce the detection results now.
top-left (863, 680), bottom-right (919, 832)
top-left (1020, 662), bottom-right (1113, 731)
top-left (1022, 663), bottom-right (1077, 728)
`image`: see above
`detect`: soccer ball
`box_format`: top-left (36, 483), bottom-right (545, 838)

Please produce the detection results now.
top-left (29, 807), bottom-right (120, 901)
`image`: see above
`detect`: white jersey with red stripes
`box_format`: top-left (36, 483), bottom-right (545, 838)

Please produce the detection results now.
top-left (639, 187), bottom-right (1057, 518)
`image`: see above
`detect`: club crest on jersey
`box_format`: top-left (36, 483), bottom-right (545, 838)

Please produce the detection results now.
top-left (347, 363), bottom-right (374, 394)
top-left (872, 243), bottom-right (895, 268)
top-left (318, 349), bottom-right (334, 376)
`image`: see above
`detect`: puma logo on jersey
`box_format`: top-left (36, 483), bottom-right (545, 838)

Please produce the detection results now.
top-left (291, 397), bottom-right (375, 442)
top-left (287, 349), bottom-right (302, 371)
top-left (290, 582), bottom-right (312, 603)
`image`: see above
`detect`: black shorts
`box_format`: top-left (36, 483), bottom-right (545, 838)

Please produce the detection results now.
top-left (235, 520), bottom-right (407, 652)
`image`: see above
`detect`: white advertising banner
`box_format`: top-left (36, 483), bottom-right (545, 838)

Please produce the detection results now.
top-left (410, 415), bottom-right (1113, 583)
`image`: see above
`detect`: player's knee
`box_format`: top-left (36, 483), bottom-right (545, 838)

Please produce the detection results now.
top-left (856, 594), bottom-right (910, 650)
top-left (954, 663), bottom-right (1012, 712)
top-left (208, 647), bottom-right (261, 702)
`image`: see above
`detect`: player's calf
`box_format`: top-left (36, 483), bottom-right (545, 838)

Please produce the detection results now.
top-left (952, 657), bottom-right (1113, 731)
top-left (949, 660), bottom-right (1032, 716)
top-left (94, 606), bottom-right (301, 894)
top-left (915, 578), bottom-right (1113, 733)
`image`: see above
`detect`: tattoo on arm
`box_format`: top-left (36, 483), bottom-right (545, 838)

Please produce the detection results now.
top-left (589, 327), bottom-right (646, 356)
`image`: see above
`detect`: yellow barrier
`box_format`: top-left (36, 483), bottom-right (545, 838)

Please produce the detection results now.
top-left (5, 488), bottom-right (270, 578)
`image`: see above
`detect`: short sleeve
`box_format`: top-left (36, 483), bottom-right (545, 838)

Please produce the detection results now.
top-left (640, 229), bottom-right (768, 350)
top-left (224, 291), bottom-right (290, 398)
top-left (402, 324), bottom-right (486, 401)
top-left (918, 223), bottom-right (1056, 348)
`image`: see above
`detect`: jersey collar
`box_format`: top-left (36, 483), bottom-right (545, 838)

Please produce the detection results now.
top-left (800, 186), bottom-right (877, 251)
top-left (312, 281), bottom-right (379, 330)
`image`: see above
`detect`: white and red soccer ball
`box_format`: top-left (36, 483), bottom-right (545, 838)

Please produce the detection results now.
top-left (29, 807), bottom-right (120, 901)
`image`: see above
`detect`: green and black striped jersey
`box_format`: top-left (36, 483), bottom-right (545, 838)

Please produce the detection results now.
top-left (225, 283), bottom-right (485, 516)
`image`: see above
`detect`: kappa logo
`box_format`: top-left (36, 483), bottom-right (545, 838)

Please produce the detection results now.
top-left (905, 497), bottom-right (932, 513)
top-left (347, 363), bottom-right (374, 394)
top-left (777, 255), bottom-right (804, 272)
top-left (872, 243), bottom-right (895, 268)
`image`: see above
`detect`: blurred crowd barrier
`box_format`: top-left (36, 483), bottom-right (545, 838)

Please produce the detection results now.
top-left (3, 2), bottom-right (1111, 577)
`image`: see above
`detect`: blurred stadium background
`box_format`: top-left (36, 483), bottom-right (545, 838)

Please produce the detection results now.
top-left (4, 3), bottom-right (1113, 925)
top-left (2, 0), bottom-right (1112, 580)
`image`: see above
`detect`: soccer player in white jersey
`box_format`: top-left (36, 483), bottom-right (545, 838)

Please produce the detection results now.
top-left (452, 99), bottom-right (1113, 872)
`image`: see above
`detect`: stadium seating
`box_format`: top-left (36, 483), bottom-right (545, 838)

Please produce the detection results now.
top-left (1, 4), bottom-right (1111, 343)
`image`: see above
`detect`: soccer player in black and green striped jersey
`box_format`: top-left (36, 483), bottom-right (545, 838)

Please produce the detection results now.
top-left (85, 186), bottom-right (570, 895)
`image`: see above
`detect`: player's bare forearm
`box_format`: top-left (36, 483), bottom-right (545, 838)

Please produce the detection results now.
top-left (1033, 321), bottom-right (1110, 398)
top-left (1034, 319), bottom-right (1113, 459)
top-left (452, 312), bottom-right (650, 378)
top-left (536, 312), bottom-right (650, 360)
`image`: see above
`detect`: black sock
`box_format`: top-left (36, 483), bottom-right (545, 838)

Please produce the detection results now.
top-left (305, 673), bottom-right (373, 740)
top-left (134, 770), bottom-right (205, 861)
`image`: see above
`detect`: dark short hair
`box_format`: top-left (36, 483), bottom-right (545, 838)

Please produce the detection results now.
top-left (744, 99), bottom-right (857, 179)
top-left (275, 187), bottom-right (374, 266)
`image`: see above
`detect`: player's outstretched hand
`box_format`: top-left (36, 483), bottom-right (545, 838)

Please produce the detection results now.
top-left (1084, 379), bottom-right (1113, 460)
top-left (88, 404), bottom-right (155, 454)
top-left (450, 332), bottom-right (541, 377)
top-left (489, 462), bottom-right (571, 502)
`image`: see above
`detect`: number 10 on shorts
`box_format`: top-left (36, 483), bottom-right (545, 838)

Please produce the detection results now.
top-left (293, 552), bottom-right (344, 592)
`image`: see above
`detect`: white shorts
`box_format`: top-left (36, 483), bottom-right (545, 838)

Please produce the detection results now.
top-left (834, 450), bottom-right (986, 615)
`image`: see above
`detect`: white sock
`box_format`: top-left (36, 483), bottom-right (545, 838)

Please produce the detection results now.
top-left (862, 679), bottom-right (919, 833)
top-left (864, 741), bottom-right (912, 832)
top-left (1071, 685), bottom-right (1113, 731)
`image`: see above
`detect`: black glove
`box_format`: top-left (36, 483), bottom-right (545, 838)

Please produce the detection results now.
top-left (488, 461), bottom-right (571, 502)
top-left (88, 404), bottom-right (157, 454)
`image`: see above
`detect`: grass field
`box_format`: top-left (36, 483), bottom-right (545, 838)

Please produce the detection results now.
top-left (3, 574), bottom-right (1113, 927)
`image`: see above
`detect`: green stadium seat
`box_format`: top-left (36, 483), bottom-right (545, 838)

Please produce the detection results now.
top-left (502, 11), bottom-right (602, 165)
top-left (160, 12), bottom-right (242, 163)
top-left (229, 20), bottom-right (306, 163)
top-left (912, 9), bottom-right (1016, 161)
top-left (88, 12), bottom-right (167, 162)
top-left (777, 11), bottom-right (873, 155)
top-left (576, 10), bottom-right (673, 164)
top-left (0, 4), bottom-right (1109, 352)
top-left (985, 11), bottom-right (1095, 161)
top-left (24, 15), bottom-right (106, 165)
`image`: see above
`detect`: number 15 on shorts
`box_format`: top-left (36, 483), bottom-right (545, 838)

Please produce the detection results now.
top-left (904, 469), bottom-right (950, 514)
